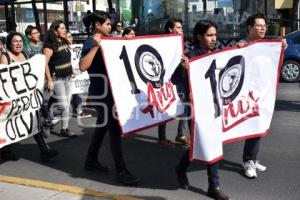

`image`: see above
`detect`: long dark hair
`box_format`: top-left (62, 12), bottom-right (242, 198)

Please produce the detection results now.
top-left (112, 20), bottom-right (123, 32)
top-left (6, 31), bottom-right (25, 52)
top-left (44, 20), bottom-right (68, 51)
top-left (83, 10), bottom-right (111, 36)
top-left (193, 20), bottom-right (218, 45)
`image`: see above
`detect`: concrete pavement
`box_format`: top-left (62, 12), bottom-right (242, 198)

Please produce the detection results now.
top-left (0, 182), bottom-right (109, 200)
top-left (0, 82), bottom-right (299, 200)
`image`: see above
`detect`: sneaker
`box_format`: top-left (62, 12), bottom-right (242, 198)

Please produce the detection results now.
top-left (243, 160), bottom-right (257, 178)
top-left (175, 165), bottom-right (189, 189)
top-left (254, 160), bottom-right (267, 171)
top-left (60, 128), bottom-right (77, 138)
top-left (77, 112), bottom-right (92, 119)
top-left (158, 139), bottom-right (175, 149)
top-left (207, 187), bottom-right (231, 200)
top-left (51, 117), bottom-right (60, 125)
top-left (44, 117), bottom-right (60, 127)
top-left (84, 160), bottom-right (109, 173)
top-left (40, 148), bottom-right (59, 162)
top-left (117, 169), bottom-right (140, 185)
top-left (175, 136), bottom-right (189, 146)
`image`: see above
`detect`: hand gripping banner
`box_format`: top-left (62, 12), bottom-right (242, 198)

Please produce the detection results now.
top-left (100, 35), bottom-right (185, 135)
top-left (70, 44), bottom-right (90, 94)
top-left (189, 40), bottom-right (284, 162)
top-left (0, 55), bottom-right (46, 148)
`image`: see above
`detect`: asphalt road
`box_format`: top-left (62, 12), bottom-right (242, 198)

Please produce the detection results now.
top-left (0, 82), bottom-right (299, 200)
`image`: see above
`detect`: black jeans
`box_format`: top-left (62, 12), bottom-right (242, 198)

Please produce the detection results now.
top-left (71, 94), bottom-right (82, 113)
top-left (177, 149), bottom-right (220, 188)
top-left (158, 123), bottom-right (167, 141)
top-left (243, 137), bottom-right (261, 162)
top-left (86, 101), bottom-right (126, 173)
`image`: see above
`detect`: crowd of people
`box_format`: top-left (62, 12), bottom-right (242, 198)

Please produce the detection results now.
top-left (0, 10), bottom-right (287, 200)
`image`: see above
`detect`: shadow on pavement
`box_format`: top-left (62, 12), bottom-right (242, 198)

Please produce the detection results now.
top-left (220, 159), bottom-right (243, 175)
top-left (6, 118), bottom-right (241, 199)
top-left (275, 100), bottom-right (300, 112)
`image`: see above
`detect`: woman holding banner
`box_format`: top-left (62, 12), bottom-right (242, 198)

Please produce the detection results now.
top-left (0, 32), bottom-right (58, 162)
top-left (79, 11), bottom-right (139, 185)
top-left (171, 21), bottom-right (230, 200)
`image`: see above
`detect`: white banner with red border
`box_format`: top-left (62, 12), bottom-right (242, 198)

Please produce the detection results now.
top-left (100, 35), bottom-right (185, 135)
top-left (189, 40), bottom-right (284, 162)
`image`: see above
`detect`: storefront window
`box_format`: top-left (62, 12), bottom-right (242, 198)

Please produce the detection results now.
top-left (134, 0), bottom-right (268, 38)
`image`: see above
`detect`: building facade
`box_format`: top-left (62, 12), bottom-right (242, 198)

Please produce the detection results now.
top-left (0, 0), bottom-right (298, 40)
top-left (0, 0), bottom-right (110, 33)
top-left (120, 0), bottom-right (297, 38)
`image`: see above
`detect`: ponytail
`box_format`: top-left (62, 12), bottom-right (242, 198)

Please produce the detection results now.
top-left (83, 11), bottom-right (111, 36)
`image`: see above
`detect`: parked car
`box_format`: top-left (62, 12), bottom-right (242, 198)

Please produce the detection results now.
top-left (281, 31), bottom-right (300, 82)
top-left (69, 27), bottom-right (80, 34)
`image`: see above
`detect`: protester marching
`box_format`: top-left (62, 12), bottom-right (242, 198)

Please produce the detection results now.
top-left (0, 9), bottom-right (289, 200)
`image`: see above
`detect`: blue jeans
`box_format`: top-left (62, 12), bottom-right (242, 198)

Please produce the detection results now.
top-left (243, 137), bottom-right (261, 162)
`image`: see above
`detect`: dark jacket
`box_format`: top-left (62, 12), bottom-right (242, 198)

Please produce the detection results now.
top-left (171, 44), bottom-right (211, 102)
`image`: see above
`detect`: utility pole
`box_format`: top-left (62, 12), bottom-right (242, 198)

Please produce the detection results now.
top-left (10, 0), bottom-right (16, 31)
top-left (31, 0), bottom-right (41, 31)
top-left (202, 0), bottom-right (207, 15)
top-left (92, 0), bottom-right (96, 12)
top-left (63, 0), bottom-right (69, 30)
top-left (292, 0), bottom-right (300, 31)
top-left (184, 0), bottom-right (189, 33)
top-left (107, 0), bottom-right (113, 12)
top-left (43, 0), bottom-right (48, 32)
top-left (5, 4), bottom-right (9, 32)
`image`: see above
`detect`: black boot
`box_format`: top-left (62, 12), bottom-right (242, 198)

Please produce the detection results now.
top-left (1, 145), bottom-right (19, 161)
top-left (207, 187), bottom-right (231, 200)
top-left (34, 133), bottom-right (59, 162)
top-left (175, 165), bottom-right (190, 189)
top-left (84, 159), bottom-right (109, 173)
top-left (60, 128), bottom-right (77, 138)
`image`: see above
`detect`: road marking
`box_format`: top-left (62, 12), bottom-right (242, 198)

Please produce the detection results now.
top-left (0, 175), bottom-right (141, 200)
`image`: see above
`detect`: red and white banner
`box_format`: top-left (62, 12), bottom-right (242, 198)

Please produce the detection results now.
top-left (0, 55), bottom-right (46, 148)
top-left (71, 44), bottom-right (90, 94)
top-left (101, 35), bottom-right (184, 135)
top-left (189, 40), bottom-right (284, 162)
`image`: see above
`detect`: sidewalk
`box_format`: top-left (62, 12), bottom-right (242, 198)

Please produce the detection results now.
top-left (0, 182), bottom-right (105, 200)
top-left (0, 176), bottom-right (139, 200)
